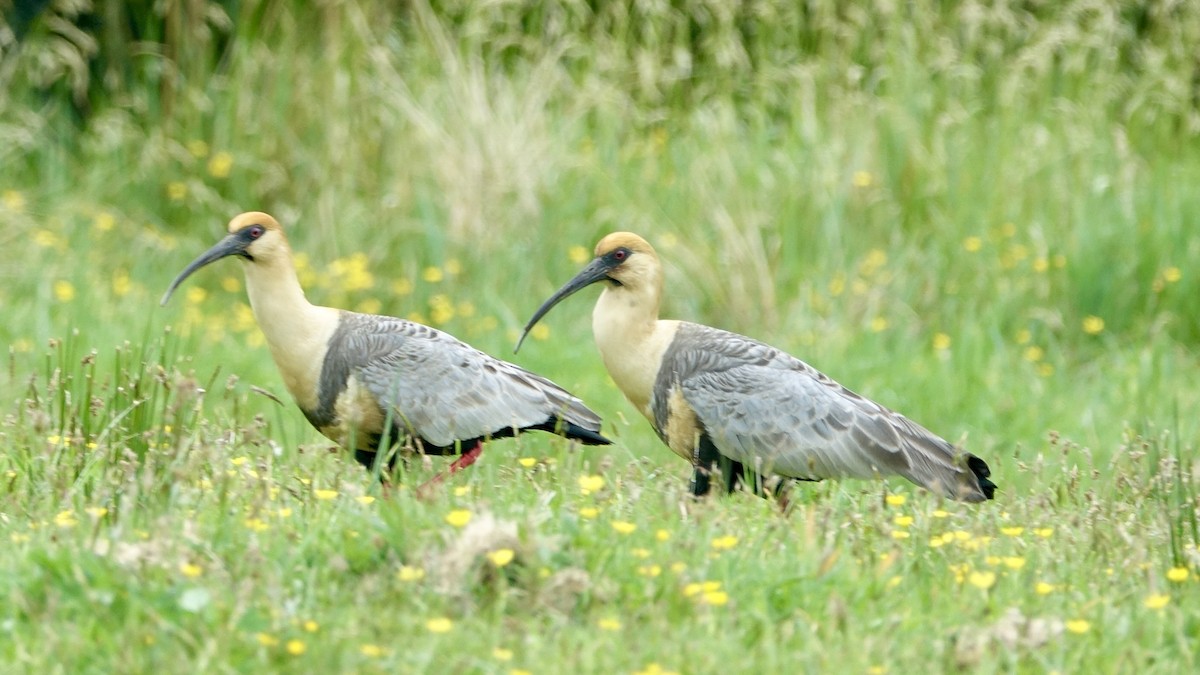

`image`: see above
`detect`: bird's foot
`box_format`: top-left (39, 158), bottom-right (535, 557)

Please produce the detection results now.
top-left (414, 442), bottom-right (484, 499)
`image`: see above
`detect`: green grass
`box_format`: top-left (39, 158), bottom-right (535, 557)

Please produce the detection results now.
top-left (3, 1), bottom-right (1200, 672)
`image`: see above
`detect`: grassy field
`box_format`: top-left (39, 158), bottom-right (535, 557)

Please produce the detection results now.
top-left (2, 1), bottom-right (1199, 672)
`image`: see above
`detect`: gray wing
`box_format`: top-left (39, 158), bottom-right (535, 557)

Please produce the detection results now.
top-left (338, 313), bottom-right (602, 447)
top-left (661, 323), bottom-right (986, 499)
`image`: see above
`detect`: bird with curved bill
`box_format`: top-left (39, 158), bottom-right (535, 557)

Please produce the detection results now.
top-left (162, 212), bottom-right (611, 493)
top-left (517, 232), bottom-right (996, 503)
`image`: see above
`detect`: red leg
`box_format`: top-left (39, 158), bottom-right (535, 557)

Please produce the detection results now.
top-left (414, 441), bottom-right (484, 499)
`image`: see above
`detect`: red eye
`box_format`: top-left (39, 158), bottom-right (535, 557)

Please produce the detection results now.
top-left (613, 249), bottom-right (627, 261)
top-left (249, 226), bottom-right (264, 239)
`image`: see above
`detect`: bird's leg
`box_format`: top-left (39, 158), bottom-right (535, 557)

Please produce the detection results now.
top-left (690, 435), bottom-right (721, 497)
top-left (414, 441), bottom-right (484, 499)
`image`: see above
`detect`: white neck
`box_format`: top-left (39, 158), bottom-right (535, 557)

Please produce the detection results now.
top-left (592, 281), bottom-right (678, 420)
top-left (240, 255), bottom-right (339, 412)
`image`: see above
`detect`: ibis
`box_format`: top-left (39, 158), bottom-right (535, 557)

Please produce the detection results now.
top-left (518, 233), bottom-right (996, 502)
top-left (162, 212), bottom-right (611, 487)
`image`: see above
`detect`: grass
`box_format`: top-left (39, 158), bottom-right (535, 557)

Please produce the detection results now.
top-left (2, 1), bottom-right (1200, 672)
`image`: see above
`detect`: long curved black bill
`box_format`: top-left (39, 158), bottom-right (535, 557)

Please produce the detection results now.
top-left (515, 257), bottom-right (611, 353)
top-left (159, 234), bottom-right (247, 306)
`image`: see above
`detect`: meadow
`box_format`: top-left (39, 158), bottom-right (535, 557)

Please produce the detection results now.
top-left (1, 1), bottom-right (1198, 672)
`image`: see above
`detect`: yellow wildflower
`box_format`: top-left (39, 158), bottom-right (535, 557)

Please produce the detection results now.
top-left (303, 620), bottom-right (319, 632)
top-left (2, 189), bottom-right (26, 211)
top-left (187, 140), bottom-right (210, 157)
top-left (598, 618), bottom-right (622, 631)
top-left (963, 236), bottom-right (982, 252)
top-left (611, 521), bottom-right (637, 534)
top-left (493, 647), bottom-right (513, 661)
top-left (893, 515), bottom-right (914, 527)
top-left (314, 489), bottom-right (338, 500)
top-left (54, 280), bottom-right (76, 302)
top-left (1167, 567), bottom-right (1189, 582)
top-left (932, 333), bottom-right (951, 351)
top-left (885, 494), bottom-right (907, 507)
top-left (711, 535), bottom-right (739, 550)
top-left (1065, 619), bottom-right (1090, 634)
top-left (93, 212), bottom-right (115, 232)
top-left (426, 617), bottom-right (453, 633)
top-left (968, 571), bottom-right (996, 590)
top-left (578, 474), bottom-right (605, 494)
top-left (208, 151), bottom-right (233, 178)
top-left (869, 317), bottom-right (888, 332)
top-left (1034, 527), bottom-right (1054, 538)
top-left (1003, 557), bottom-right (1026, 570)
top-left (702, 590), bottom-right (729, 606)
top-left (360, 644), bottom-right (384, 656)
top-left (398, 565), bottom-right (425, 582)
top-left (445, 509), bottom-right (471, 527)
top-left (518, 457), bottom-right (537, 468)
top-left (579, 507), bottom-right (599, 519)
top-left (568, 245), bottom-right (590, 264)
top-left (256, 633), bottom-right (279, 647)
top-left (891, 531), bottom-right (911, 540)
top-left (852, 171), bottom-right (874, 188)
top-left (656, 529), bottom-right (671, 542)
top-left (1035, 581), bottom-right (1056, 595)
top-left (286, 640), bottom-right (306, 655)
top-left (1144, 594), bottom-right (1170, 610)
top-left (422, 266), bottom-right (443, 283)
top-left (85, 506), bottom-right (108, 519)
top-left (529, 324), bottom-right (550, 341)
top-left (1000, 526), bottom-right (1024, 537)
top-left (1163, 267), bottom-right (1182, 283)
top-left (180, 562), bottom-right (203, 578)
top-left (167, 182), bottom-right (187, 201)
top-left (487, 549), bottom-right (515, 567)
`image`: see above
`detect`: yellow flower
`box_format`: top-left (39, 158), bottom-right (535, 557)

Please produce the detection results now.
top-left (1000, 526), bottom-right (1024, 537)
top-left (611, 521), bottom-right (637, 534)
top-left (444, 258), bottom-right (462, 275)
top-left (85, 506), bottom-right (108, 519)
top-left (286, 639), bottom-right (306, 655)
top-left (167, 182), bottom-right (188, 201)
top-left (885, 494), bottom-right (906, 507)
top-left (578, 474), bottom-right (605, 494)
top-left (276, 508), bottom-right (293, 518)
top-left (702, 590), bottom-right (729, 606)
top-left (93, 212), bottom-right (116, 232)
top-left (1144, 593), bottom-right (1170, 610)
top-left (1167, 567), bottom-right (1189, 582)
top-left (963, 236), bottom-right (982, 252)
top-left (360, 644), bottom-right (385, 656)
top-left (518, 457), bottom-right (537, 468)
top-left (1034, 527), bottom-right (1054, 538)
top-left (314, 489), bottom-right (338, 500)
top-left (487, 548), bottom-right (515, 567)
top-left (1082, 315), bottom-right (1105, 335)
top-left (529, 324), bottom-right (550, 341)
top-left (852, 170), bottom-right (874, 188)
top-left (493, 647), bottom-right (513, 661)
top-left (968, 571), bottom-right (996, 590)
top-left (891, 531), bottom-right (911, 540)
top-left (2, 189), bottom-right (26, 211)
top-left (867, 667), bottom-right (887, 675)
top-left (1035, 581), bottom-right (1056, 595)
top-left (208, 151), bottom-right (233, 178)
top-left (256, 633), bottom-right (279, 647)
top-left (568, 245), bottom-right (590, 264)
top-left (932, 333), bottom-right (951, 351)
top-left (931, 510), bottom-right (949, 518)
top-left (598, 618), bottom-right (622, 631)
top-left (453, 485), bottom-right (471, 497)
top-left (445, 509), bottom-right (471, 527)
top-left (357, 298), bottom-right (383, 315)
top-left (579, 507), bottom-right (599, 519)
top-left (231, 456), bottom-right (249, 467)
top-left (632, 548), bottom-right (651, 559)
top-left (1163, 267), bottom-right (1182, 283)
top-left (54, 511), bottom-right (78, 528)
top-left (244, 518), bottom-right (269, 532)
top-left (869, 317), bottom-right (888, 332)
top-left (426, 617), bottom-right (453, 633)
top-left (303, 620), bottom-right (319, 632)
top-left (54, 280), bottom-right (76, 302)
top-left (1003, 557), bottom-right (1026, 570)
top-left (391, 278), bottom-right (413, 295)
top-left (1065, 619), bottom-right (1090, 634)
top-left (634, 664), bottom-right (679, 675)
top-left (638, 564), bottom-right (662, 577)
top-left (180, 562), bottom-right (203, 578)
top-left (187, 139), bottom-right (210, 157)
top-left (1037, 363), bottom-right (1055, 377)
top-left (422, 266), bottom-right (444, 283)
top-left (1032, 257), bottom-right (1049, 273)
top-left (893, 515), bottom-right (914, 528)
top-left (656, 529), bottom-right (671, 542)
top-left (711, 535), bottom-right (739, 550)
top-left (398, 565), bottom-right (425, 582)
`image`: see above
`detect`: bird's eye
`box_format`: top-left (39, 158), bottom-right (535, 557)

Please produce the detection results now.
top-left (613, 248), bottom-right (628, 261)
top-left (248, 225), bottom-right (265, 239)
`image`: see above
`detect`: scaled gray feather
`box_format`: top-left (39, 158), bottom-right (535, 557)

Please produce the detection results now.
top-left (328, 313), bottom-right (602, 447)
top-left (653, 322), bottom-right (987, 500)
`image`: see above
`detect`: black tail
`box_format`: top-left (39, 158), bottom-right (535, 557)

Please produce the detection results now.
top-left (968, 455), bottom-right (997, 500)
top-left (530, 417), bottom-right (611, 445)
